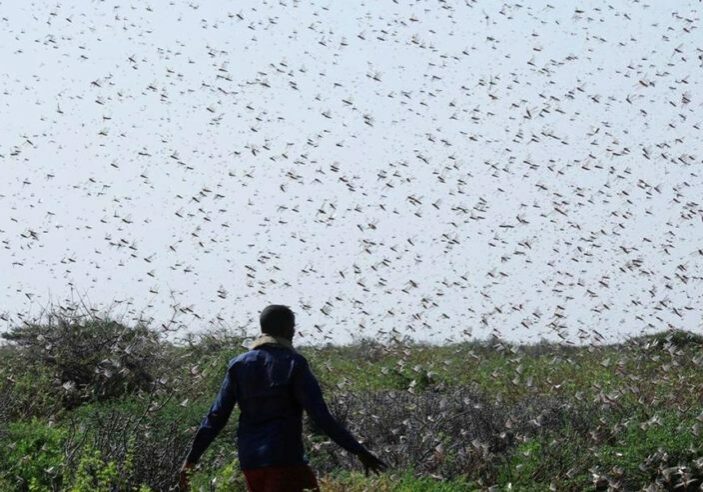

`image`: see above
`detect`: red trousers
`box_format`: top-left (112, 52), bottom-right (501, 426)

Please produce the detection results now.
top-left (242, 464), bottom-right (320, 492)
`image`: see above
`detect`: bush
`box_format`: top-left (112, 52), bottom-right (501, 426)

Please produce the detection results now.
top-left (59, 397), bottom-right (201, 490)
top-left (1, 311), bottom-right (167, 411)
top-left (320, 469), bottom-right (476, 491)
top-left (0, 418), bottom-right (67, 491)
top-left (314, 387), bottom-right (602, 484)
top-left (595, 412), bottom-right (703, 490)
top-left (638, 329), bottom-right (703, 349)
top-left (68, 446), bottom-right (121, 492)
top-left (187, 458), bottom-right (248, 491)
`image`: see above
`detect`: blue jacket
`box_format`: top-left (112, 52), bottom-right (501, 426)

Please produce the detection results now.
top-left (185, 343), bottom-right (367, 469)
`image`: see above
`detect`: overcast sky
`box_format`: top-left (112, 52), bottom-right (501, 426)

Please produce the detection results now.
top-left (1, 0), bottom-right (702, 345)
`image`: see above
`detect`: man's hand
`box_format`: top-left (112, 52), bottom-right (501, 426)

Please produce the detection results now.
top-left (179, 461), bottom-right (195, 491)
top-left (358, 450), bottom-right (388, 476)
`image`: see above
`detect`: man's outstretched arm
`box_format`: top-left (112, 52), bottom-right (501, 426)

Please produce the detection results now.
top-left (184, 362), bottom-right (238, 464)
top-left (292, 356), bottom-right (387, 474)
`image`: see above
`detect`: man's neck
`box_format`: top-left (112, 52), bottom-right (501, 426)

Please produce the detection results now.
top-left (250, 334), bottom-right (295, 351)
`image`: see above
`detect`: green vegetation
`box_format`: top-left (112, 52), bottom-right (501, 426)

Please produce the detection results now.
top-left (0, 308), bottom-right (701, 490)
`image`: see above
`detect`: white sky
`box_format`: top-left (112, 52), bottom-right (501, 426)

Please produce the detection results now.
top-left (1, 0), bottom-right (702, 344)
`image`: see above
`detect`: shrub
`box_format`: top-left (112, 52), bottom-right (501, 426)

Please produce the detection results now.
top-left (320, 469), bottom-right (476, 491)
top-left (68, 446), bottom-right (120, 492)
top-left (0, 418), bottom-right (67, 491)
top-left (60, 398), bottom-right (200, 490)
top-left (187, 458), bottom-right (248, 492)
top-left (595, 412), bottom-right (702, 490)
top-left (1, 311), bottom-right (167, 411)
top-left (316, 387), bottom-right (601, 483)
top-left (634, 329), bottom-right (703, 350)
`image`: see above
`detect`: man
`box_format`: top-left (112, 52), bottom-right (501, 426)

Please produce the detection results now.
top-left (179, 304), bottom-right (387, 491)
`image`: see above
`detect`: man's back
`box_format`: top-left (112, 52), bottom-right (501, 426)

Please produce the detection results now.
top-left (185, 339), bottom-right (366, 469)
top-left (233, 345), bottom-right (308, 468)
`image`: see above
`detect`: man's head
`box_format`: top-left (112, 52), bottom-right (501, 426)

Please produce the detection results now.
top-left (259, 304), bottom-right (295, 340)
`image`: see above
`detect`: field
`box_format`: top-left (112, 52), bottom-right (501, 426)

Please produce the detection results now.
top-left (0, 310), bottom-right (701, 491)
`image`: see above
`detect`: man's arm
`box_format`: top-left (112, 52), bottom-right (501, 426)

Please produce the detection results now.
top-left (291, 356), bottom-right (367, 456)
top-left (184, 361), bottom-right (238, 464)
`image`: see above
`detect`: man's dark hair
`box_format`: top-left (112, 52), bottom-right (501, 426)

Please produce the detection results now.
top-left (260, 304), bottom-right (295, 339)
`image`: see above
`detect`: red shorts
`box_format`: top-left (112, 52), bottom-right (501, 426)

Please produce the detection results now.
top-left (242, 464), bottom-right (320, 492)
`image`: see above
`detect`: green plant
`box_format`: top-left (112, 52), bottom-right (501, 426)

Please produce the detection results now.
top-left (68, 446), bottom-right (123, 492)
top-left (595, 412), bottom-right (702, 489)
top-left (321, 469), bottom-right (477, 491)
top-left (0, 418), bottom-right (67, 491)
top-left (187, 458), bottom-right (248, 491)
